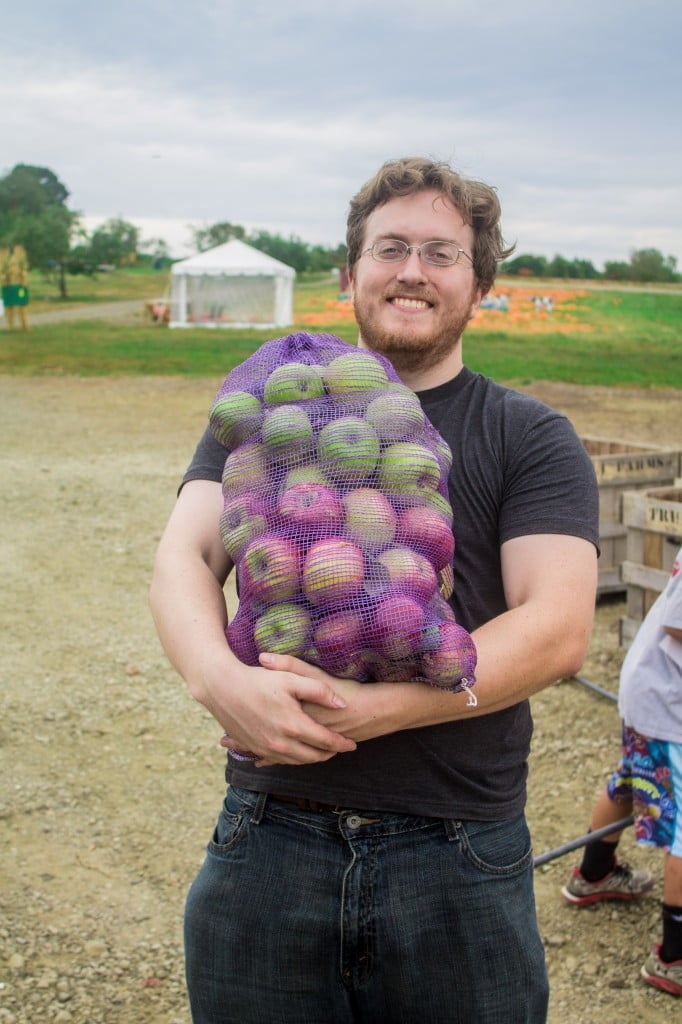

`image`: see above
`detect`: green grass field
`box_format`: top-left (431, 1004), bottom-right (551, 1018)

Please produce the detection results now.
top-left (1, 270), bottom-right (680, 387)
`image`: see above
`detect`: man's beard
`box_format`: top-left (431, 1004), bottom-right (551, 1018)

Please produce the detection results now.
top-left (353, 297), bottom-right (473, 377)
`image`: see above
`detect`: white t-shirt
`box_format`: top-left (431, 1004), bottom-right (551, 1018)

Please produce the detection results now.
top-left (618, 546), bottom-right (682, 743)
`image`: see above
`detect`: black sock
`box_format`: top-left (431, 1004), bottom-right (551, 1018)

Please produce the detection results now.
top-left (579, 838), bottom-right (618, 882)
top-left (661, 903), bottom-right (682, 963)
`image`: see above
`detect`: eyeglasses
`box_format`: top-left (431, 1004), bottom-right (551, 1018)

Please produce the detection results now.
top-left (362, 238), bottom-right (474, 269)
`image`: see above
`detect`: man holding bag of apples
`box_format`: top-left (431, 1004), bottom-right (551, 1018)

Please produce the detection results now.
top-left (150, 157), bottom-right (599, 1023)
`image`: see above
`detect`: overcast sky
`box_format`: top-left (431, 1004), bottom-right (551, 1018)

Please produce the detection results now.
top-left (3, 1), bottom-right (680, 268)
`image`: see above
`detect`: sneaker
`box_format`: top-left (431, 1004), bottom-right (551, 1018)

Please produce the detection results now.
top-left (641, 945), bottom-right (682, 997)
top-left (561, 861), bottom-right (655, 905)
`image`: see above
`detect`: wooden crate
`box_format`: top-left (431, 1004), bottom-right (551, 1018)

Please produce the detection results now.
top-left (582, 436), bottom-right (681, 595)
top-left (619, 485), bottom-right (682, 648)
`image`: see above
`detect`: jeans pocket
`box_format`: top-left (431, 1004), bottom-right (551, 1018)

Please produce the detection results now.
top-left (452, 815), bottom-right (533, 876)
top-left (207, 802), bottom-right (249, 857)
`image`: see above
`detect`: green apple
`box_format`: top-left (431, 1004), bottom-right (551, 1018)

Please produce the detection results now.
top-left (323, 351), bottom-right (390, 395)
top-left (253, 602), bottom-right (311, 656)
top-left (240, 535), bottom-right (302, 603)
top-left (219, 492), bottom-right (268, 562)
top-left (221, 441), bottom-right (269, 496)
top-left (317, 416), bottom-right (380, 483)
top-left (342, 488), bottom-right (397, 552)
top-left (281, 464), bottom-right (328, 490)
top-left (263, 362), bottom-right (326, 404)
top-left (377, 441), bottom-right (442, 500)
top-left (433, 434), bottom-right (453, 475)
top-left (365, 384), bottom-right (425, 441)
top-left (376, 545), bottom-right (439, 601)
top-left (262, 405), bottom-right (314, 452)
top-left (210, 390), bottom-right (263, 448)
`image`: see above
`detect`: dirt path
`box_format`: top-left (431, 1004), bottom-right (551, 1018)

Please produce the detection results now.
top-left (5, 299), bottom-right (147, 326)
top-left (1, 376), bottom-right (680, 1023)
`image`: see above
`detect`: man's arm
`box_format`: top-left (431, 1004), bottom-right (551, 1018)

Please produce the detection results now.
top-left (149, 479), bottom-right (357, 765)
top-left (234, 533), bottom-right (598, 755)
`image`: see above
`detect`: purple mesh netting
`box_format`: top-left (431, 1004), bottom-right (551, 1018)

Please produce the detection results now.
top-left (210, 332), bottom-right (476, 693)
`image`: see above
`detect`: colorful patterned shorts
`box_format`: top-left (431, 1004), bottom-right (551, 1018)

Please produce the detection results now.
top-left (607, 724), bottom-right (682, 855)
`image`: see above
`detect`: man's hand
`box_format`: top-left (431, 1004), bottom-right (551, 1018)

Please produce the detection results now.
top-left (150, 480), bottom-right (357, 768)
top-left (205, 656), bottom-right (359, 767)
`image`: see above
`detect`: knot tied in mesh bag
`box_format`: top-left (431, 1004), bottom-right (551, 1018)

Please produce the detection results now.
top-left (210, 331), bottom-right (476, 696)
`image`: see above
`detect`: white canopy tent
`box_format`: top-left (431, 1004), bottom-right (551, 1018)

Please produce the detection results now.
top-left (169, 239), bottom-right (296, 329)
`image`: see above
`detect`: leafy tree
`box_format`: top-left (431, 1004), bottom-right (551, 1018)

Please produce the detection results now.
top-left (0, 163), bottom-right (69, 215)
top-left (603, 260), bottom-right (631, 281)
top-left (0, 163), bottom-right (77, 296)
top-left (190, 217), bottom-right (347, 273)
top-left (571, 258), bottom-right (599, 280)
top-left (500, 253), bottom-right (549, 277)
top-left (193, 221), bottom-right (246, 251)
top-left (87, 218), bottom-right (140, 267)
top-left (628, 248), bottom-right (678, 283)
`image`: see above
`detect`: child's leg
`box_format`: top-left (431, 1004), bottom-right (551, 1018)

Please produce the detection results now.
top-left (580, 787), bottom-right (633, 881)
top-left (662, 854), bottom-right (682, 964)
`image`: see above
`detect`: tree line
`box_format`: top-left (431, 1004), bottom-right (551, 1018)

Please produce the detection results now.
top-left (0, 163), bottom-right (679, 299)
top-left (500, 250), bottom-right (679, 284)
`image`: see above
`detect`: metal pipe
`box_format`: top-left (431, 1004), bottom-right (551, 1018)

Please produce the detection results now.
top-left (571, 674), bottom-right (618, 703)
top-left (533, 815), bottom-right (634, 867)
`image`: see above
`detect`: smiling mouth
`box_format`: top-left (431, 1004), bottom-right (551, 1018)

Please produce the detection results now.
top-left (389, 296), bottom-right (432, 311)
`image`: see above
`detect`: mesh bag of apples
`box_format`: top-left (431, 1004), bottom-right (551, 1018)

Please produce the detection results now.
top-left (210, 331), bottom-right (476, 693)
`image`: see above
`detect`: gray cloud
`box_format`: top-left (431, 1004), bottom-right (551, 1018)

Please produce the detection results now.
top-left (2, 0), bottom-right (680, 266)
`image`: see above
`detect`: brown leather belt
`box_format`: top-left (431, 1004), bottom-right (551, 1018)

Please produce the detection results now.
top-left (269, 793), bottom-right (342, 814)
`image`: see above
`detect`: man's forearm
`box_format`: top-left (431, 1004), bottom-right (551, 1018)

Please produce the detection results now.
top-left (149, 549), bottom-right (233, 705)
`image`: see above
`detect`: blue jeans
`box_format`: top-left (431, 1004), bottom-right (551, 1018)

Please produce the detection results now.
top-left (184, 787), bottom-right (548, 1023)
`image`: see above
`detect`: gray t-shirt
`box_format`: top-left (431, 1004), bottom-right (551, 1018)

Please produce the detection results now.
top-left (182, 366), bottom-right (600, 819)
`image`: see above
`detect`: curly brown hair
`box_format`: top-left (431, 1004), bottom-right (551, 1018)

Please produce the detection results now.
top-left (346, 157), bottom-right (515, 292)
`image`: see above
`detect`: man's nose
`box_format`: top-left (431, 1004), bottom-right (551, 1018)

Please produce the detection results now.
top-left (395, 250), bottom-right (428, 282)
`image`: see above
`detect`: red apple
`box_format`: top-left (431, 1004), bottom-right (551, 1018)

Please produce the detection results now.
top-left (277, 482), bottom-right (344, 530)
top-left (420, 620), bottom-right (477, 690)
top-left (253, 602), bottom-right (311, 656)
top-left (240, 535), bottom-right (302, 603)
top-left (313, 609), bottom-right (365, 671)
top-left (317, 416), bottom-right (380, 484)
top-left (371, 595), bottom-right (426, 660)
top-left (429, 590), bottom-right (457, 621)
top-left (419, 489), bottom-right (454, 525)
top-left (302, 538), bottom-right (365, 607)
top-left (375, 545), bottom-right (439, 601)
top-left (342, 488), bottom-right (397, 552)
top-left (226, 619), bottom-right (259, 666)
top-left (219, 492), bottom-right (268, 561)
top-left (396, 506), bottom-right (455, 571)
